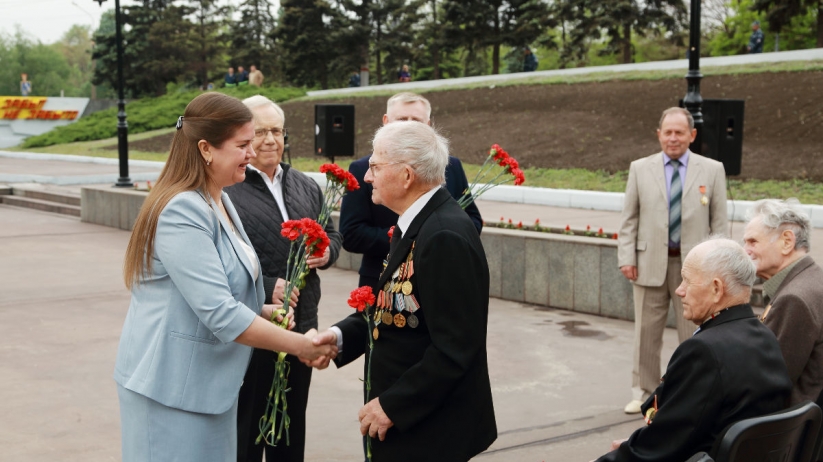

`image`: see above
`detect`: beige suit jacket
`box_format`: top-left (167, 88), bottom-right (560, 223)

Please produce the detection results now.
top-left (618, 152), bottom-right (728, 287)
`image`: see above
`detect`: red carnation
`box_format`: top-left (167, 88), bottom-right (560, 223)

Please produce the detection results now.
top-left (348, 286), bottom-right (376, 312)
top-left (388, 226), bottom-right (395, 239)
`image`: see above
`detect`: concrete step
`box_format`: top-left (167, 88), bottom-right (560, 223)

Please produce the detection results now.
top-left (1, 195), bottom-right (81, 217)
top-left (13, 187), bottom-right (81, 206)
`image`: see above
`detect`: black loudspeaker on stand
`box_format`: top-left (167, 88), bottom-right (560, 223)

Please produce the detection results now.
top-left (681, 99), bottom-right (745, 176)
top-left (315, 104), bottom-right (355, 163)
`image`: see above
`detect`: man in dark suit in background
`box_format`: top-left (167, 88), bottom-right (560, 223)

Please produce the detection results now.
top-left (339, 92), bottom-right (483, 292)
top-left (744, 198), bottom-right (823, 406)
top-left (594, 237), bottom-right (791, 462)
top-left (308, 121), bottom-right (497, 461)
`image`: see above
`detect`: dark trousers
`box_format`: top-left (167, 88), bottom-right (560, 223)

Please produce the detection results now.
top-left (237, 348), bottom-right (313, 462)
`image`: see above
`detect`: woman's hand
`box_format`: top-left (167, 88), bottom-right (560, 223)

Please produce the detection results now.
top-left (261, 304), bottom-right (295, 330)
top-left (299, 329), bottom-right (338, 361)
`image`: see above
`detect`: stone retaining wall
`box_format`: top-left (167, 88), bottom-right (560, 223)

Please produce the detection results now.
top-left (83, 186), bottom-right (696, 324)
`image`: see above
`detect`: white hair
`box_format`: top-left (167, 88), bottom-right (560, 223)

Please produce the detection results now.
top-left (242, 94), bottom-right (285, 124)
top-left (746, 198), bottom-right (811, 252)
top-left (700, 236), bottom-right (757, 298)
top-left (372, 120), bottom-right (448, 186)
top-left (386, 92), bottom-right (432, 119)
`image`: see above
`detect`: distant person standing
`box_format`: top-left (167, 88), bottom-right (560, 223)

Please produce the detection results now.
top-left (20, 73), bottom-right (32, 96)
top-left (237, 66), bottom-right (250, 86)
top-left (348, 71), bottom-right (361, 88)
top-left (248, 65), bottom-right (264, 87)
top-left (748, 21), bottom-right (764, 53)
top-left (225, 67), bottom-right (237, 88)
top-left (523, 47), bottom-right (538, 72)
top-left (398, 64), bottom-right (411, 82)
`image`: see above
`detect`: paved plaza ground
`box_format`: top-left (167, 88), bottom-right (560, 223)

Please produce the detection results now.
top-left (0, 202), bottom-right (681, 461)
top-left (2, 153), bottom-right (821, 461)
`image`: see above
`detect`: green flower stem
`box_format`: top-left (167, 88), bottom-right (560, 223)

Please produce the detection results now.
top-left (363, 306), bottom-right (374, 461)
top-left (458, 166), bottom-right (517, 209)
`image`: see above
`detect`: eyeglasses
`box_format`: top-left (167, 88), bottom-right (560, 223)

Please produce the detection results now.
top-left (367, 161), bottom-right (405, 174)
top-left (254, 127), bottom-right (286, 138)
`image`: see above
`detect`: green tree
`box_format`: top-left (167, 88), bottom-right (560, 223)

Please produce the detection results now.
top-left (753, 0), bottom-right (822, 47)
top-left (708, 0), bottom-right (817, 55)
top-left (443, 0), bottom-right (553, 75)
top-left (228, 0), bottom-right (278, 78)
top-left (53, 25), bottom-right (95, 97)
top-left (188, 0), bottom-right (229, 88)
top-left (0, 28), bottom-right (73, 97)
top-left (275, 0), bottom-right (341, 89)
top-left (561, 0), bottom-right (687, 64)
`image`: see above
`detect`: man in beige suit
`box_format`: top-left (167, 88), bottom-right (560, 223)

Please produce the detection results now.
top-left (618, 107), bottom-right (728, 414)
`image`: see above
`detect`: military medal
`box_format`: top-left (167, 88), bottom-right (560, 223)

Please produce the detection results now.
top-left (382, 311), bottom-right (393, 325)
top-left (372, 327), bottom-right (379, 340)
top-left (699, 185), bottom-right (708, 206)
top-left (393, 313), bottom-right (406, 328)
top-left (644, 395), bottom-right (658, 425)
top-left (407, 313), bottom-right (419, 328)
top-left (401, 280), bottom-right (413, 295)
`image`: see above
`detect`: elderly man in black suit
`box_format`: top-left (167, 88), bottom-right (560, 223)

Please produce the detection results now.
top-left (594, 237), bottom-right (791, 462)
top-left (339, 92), bottom-right (482, 293)
top-left (744, 198), bottom-right (823, 406)
top-left (309, 121), bottom-right (497, 461)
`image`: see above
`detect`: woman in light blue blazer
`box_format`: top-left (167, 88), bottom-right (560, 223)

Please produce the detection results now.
top-left (115, 92), bottom-right (335, 462)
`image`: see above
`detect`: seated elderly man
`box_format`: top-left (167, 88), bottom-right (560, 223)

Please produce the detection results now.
top-left (594, 237), bottom-right (791, 462)
top-left (744, 198), bottom-right (823, 405)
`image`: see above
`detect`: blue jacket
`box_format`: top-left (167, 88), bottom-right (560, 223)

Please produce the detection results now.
top-left (114, 190), bottom-right (264, 414)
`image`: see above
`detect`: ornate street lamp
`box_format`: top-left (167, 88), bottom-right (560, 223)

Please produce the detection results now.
top-left (95, 0), bottom-right (132, 187)
top-left (683, 0), bottom-right (703, 153)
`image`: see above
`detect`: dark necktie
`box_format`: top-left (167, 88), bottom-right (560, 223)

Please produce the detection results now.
top-left (389, 227), bottom-right (403, 256)
top-left (669, 159), bottom-right (682, 246)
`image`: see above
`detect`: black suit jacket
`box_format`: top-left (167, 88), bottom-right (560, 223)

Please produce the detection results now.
top-left (335, 188), bottom-right (496, 461)
top-left (598, 304), bottom-right (791, 462)
top-left (339, 154), bottom-right (483, 284)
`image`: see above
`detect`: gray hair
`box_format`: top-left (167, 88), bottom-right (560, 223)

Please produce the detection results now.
top-left (387, 92), bottom-right (432, 120)
top-left (746, 198), bottom-right (811, 252)
top-left (700, 236), bottom-right (757, 298)
top-left (242, 94), bottom-right (285, 124)
top-left (659, 107), bottom-right (694, 130)
top-left (372, 120), bottom-right (448, 186)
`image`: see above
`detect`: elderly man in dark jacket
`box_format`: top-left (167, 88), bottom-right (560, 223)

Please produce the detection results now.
top-left (744, 198), bottom-right (823, 405)
top-left (594, 237), bottom-right (791, 462)
top-left (226, 95), bottom-right (342, 462)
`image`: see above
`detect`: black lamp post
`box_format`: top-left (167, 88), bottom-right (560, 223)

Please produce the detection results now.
top-left (683, 0), bottom-right (703, 154)
top-left (95, 0), bottom-right (132, 187)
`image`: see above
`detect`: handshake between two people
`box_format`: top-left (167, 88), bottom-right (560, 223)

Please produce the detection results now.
top-left (300, 329), bottom-right (339, 370)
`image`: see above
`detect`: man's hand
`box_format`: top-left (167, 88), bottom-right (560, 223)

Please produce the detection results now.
top-left (300, 329), bottom-right (338, 369)
top-left (307, 247), bottom-right (331, 269)
top-left (359, 398), bottom-right (394, 441)
top-left (273, 278), bottom-right (299, 308)
top-left (620, 265), bottom-right (638, 281)
top-left (610, 438), bottom-right (628, 450)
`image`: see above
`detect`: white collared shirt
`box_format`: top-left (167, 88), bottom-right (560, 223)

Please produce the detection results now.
top-left (247, 164), bottom-right (289, 221)
top-left (396, 186), bottom-right (441, 235)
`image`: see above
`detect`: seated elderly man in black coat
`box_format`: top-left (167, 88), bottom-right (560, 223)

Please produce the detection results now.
top-left (594, 237), bottom-right (792, 462)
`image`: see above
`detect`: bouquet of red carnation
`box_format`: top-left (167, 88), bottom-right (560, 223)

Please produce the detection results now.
top-left (257, 218), bottom-right (330, 447)
top-left (348, 286), bottom-right (377, 461)
top-left (318, 163), bottom-right (359, 228)
top-left (457, 144), bottom-right (525, 209)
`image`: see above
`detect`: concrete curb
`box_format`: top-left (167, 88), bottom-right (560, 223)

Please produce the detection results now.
top-left (306, 49), bottom-right (823, 97)
top-left (6, 151), bottom-right (823, 228)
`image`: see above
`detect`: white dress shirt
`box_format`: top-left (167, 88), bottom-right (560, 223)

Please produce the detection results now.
top-left (247, 164), bottom-right (289, 221)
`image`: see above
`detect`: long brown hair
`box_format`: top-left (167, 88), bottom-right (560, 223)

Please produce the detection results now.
top-left (123, 92), bottom-right (252, 289)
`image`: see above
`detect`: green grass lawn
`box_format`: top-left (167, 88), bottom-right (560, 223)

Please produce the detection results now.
top-left (18, 134), bottom-right (823, 204)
